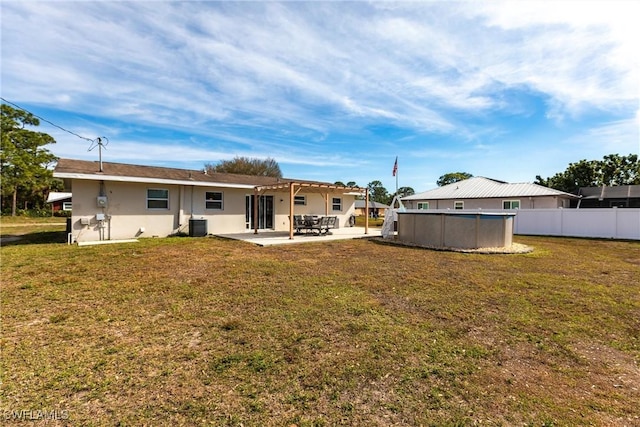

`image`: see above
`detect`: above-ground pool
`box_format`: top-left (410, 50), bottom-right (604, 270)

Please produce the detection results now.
top-left (397, 211), bottom-right (517, 250)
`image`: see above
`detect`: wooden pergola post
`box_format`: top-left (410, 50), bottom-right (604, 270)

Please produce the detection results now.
top-left (365, 188), bottom-right (369, 234)
top-left (289, 183), bottom-right (295, 240)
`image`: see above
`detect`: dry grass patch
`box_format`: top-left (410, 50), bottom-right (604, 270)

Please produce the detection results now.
top-left (1, 235), bottom-right (639, 425)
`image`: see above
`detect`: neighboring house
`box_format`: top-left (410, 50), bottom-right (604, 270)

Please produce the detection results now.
top-left (354, 200), bottom-right (390, 218)
top-left (45, 192), bottom-right (72, 212)
top-left (402, 176), bottom-right (578, 210)
top-left (53, 158), bottom-right (366, 242)
top-left (573, 185), bottom-right (640, 208)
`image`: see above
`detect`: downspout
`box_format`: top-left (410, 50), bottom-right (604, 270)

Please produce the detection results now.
top-left (178, 185), bottom-right (184, 231)
top-left (190, 186), bottom-right (194, 219)
top-left (99, 180), bottom-right (106, 241)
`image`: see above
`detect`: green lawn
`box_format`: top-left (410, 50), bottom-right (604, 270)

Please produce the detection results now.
top-left (1, 233), bottom-right (639, 426)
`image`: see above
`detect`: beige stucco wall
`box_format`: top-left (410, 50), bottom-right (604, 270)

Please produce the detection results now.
top-left (69, 179), bottom-right (358, 242)
top-left (403, 196), bottom-right (570, 210)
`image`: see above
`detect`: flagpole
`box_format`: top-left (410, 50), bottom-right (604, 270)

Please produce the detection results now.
top-left (395, 157), bottom-right (398, 195)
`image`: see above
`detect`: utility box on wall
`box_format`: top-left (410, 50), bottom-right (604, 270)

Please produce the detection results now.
top-left (96, 196), bottom-right (108, 208)
top-left (189, 219), bottom-right (208, 237)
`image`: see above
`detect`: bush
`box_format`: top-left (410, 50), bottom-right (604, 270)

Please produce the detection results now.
top-left (12, 207), bottom-right (53, 217)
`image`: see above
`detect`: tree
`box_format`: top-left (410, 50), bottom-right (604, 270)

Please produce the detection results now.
top-left (397, 186), bottom-right (415, 197)
top-left (205, 156), bottom-right (282, 178)
top-left (1, 104), bottom-right (58, 216)
top-left (392, 186), bottom-right (415, 198)
top-left (346, 181), bottom-right (357, 187)
top-left (535, 154), bottom-right (639, 193)
top-left (367, 180), bottom-right (389, 204)
top-left (437, 172), bottom-right (473, 186)
top-left (600, 154), bottom-right (640, 186)
top-left (335, 181), bottom-right (358, 188)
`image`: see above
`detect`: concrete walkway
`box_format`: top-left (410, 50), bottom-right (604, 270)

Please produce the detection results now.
top-left (215, 226), bottom-right (381, 246)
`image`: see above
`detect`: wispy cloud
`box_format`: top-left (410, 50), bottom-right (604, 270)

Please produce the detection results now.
top-left (2, 1), bottom-right (637, 190)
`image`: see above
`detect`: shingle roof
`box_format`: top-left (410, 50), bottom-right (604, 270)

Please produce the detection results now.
top-left (54, 158), bottom-right (288, 187)
top-left (54, 158), bottom-right (363, 193)
top-left (402, 177), bottom-right (578, 200)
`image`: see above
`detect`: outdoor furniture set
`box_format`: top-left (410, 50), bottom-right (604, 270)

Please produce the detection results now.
top-left (293, 215), bottom-right (338, 235)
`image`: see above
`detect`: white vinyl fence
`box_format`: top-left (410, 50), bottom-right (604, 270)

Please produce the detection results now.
top-left (512, 208), bottom-right (640, 240)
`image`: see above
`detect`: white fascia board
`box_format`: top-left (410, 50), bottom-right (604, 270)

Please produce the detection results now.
top-left (53, 172), bottom-right (256, 189)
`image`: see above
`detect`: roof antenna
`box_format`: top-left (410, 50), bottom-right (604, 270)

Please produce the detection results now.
top-left (88, 137), bottom-right (109, 172)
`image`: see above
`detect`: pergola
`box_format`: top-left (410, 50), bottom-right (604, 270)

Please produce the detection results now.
top-left (253, 181), bottom-right (369, 239)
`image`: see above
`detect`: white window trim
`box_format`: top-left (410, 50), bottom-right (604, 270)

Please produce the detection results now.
top-left (331, 197), bottom-right (342, 212)
top-left (62, 202), bottom-right (72, 211)
top-left (454, 201), bottom-right (464, 210)
top-left (417, 202), bottom-right (429, 210)
top-left (205, 191), bottom-right (224, 210)
top-left (147, 188), bottom-right (169, 210)
top-left (503, 200), bottom-right (520, 209)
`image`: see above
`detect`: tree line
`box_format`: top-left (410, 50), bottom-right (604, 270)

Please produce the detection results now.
top-left (2, 102), bottom-right (639, 215)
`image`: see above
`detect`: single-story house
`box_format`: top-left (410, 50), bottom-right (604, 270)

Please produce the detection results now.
top-left (45, 192), bottom-right (72, 212)
top-left (573, 185), bottom-right (640, 208)
top-left (354, 200), bottom-right (390, 218)
top-left (53, 158), bottom-right (369, 243)
top-left (401, 176), bottom-right (578, 210)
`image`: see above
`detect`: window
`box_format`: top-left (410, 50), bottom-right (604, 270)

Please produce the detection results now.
top-left (294, 195), bottom-right (306, 205)
top-left (62, 202), bottom-right (72, 211)
top-left (417, 202), bottom-right (429, 210)
top-left (206, 191), bottom-right (223, 210)
top-left (147, 188), bottom-right (169, 209)
top-left (503, 200), bottom-right (520, 209)
top-left (454, 201), bottom-right (464, 210)
top-left (332, 197), bottom-right (342, 211)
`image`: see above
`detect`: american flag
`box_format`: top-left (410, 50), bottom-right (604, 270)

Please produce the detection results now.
top-left (392, 157), bottom-right (398, 177)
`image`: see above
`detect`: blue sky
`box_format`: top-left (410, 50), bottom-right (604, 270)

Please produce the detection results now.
top-left (2, 1), bottom-right (638, 193)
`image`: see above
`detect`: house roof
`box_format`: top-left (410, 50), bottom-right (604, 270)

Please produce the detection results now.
top-left (54, 158), bottom-right (362, 193)
top-left (402, 177), bottom-right (578, 201)
top-left (354, 200), bottom-right (390, 209)
top-left (577, 185), bottom-right (640, 200)
top-left (46, 192), bottom-right (72, 203)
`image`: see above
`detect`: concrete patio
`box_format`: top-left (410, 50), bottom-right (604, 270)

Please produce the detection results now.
top-left (214, 226), bottom-right (382, 246)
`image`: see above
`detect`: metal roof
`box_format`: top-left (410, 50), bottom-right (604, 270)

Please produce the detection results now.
top-left (402, 177), bottom-right (578, 201)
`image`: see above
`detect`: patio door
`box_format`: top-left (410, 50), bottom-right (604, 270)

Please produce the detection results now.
top-left (245, 195), bottom-right (274, 230)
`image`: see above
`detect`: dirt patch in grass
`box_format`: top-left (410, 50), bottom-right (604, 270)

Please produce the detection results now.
top-left (1, 235), bottom-right (639, 425)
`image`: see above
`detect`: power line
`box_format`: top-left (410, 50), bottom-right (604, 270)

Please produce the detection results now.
top-left (1, 96), bottom-right (97, 143)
